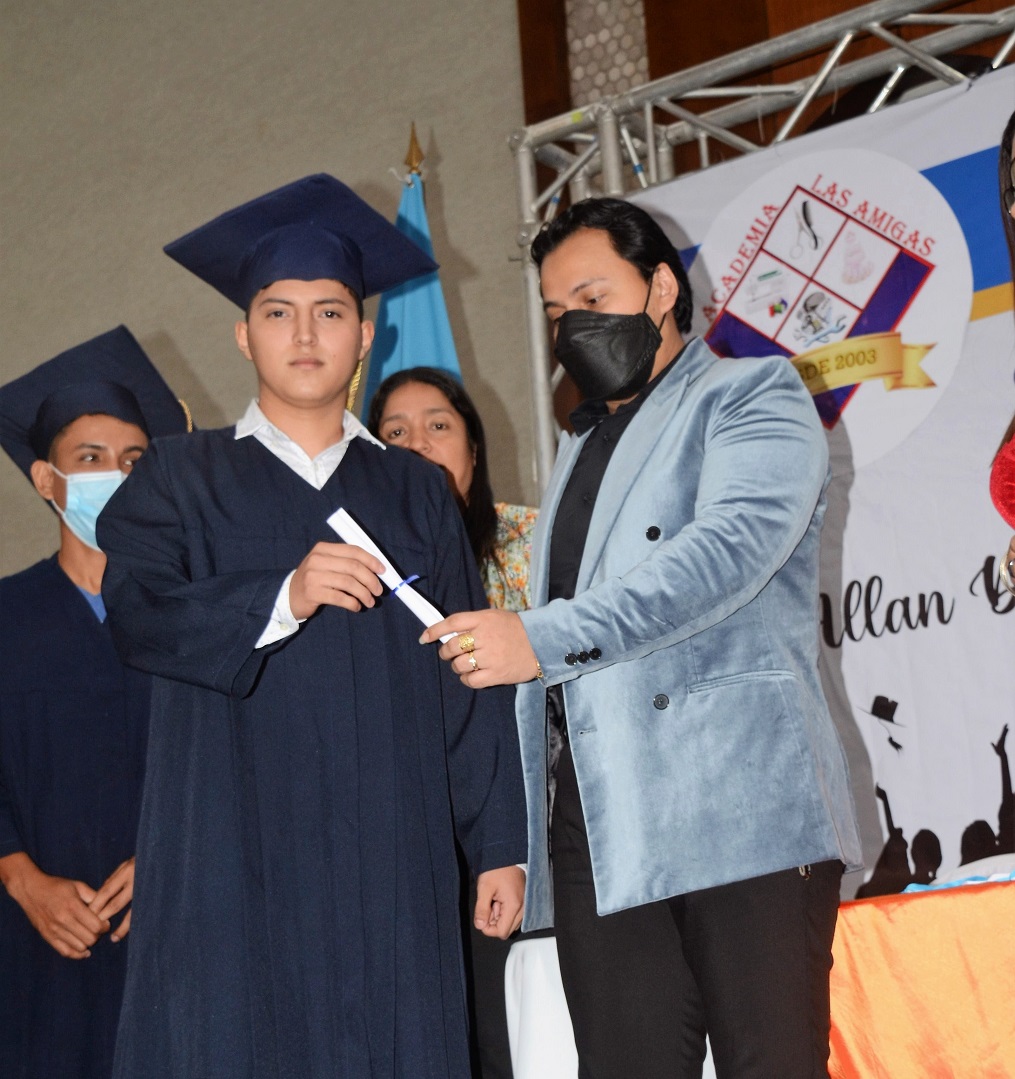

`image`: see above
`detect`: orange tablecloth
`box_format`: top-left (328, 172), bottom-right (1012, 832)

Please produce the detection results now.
top-left (829, 881), bottom-right (1015, 1078)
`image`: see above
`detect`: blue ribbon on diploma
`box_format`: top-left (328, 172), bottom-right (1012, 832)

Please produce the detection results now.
top-left (326, 508), bottom-right (457, 643)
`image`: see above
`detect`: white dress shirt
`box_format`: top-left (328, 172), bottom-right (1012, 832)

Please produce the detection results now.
top-left (233, 400), bottom-right (385, 647)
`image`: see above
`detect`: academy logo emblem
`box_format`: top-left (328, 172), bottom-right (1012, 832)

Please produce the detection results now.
top-left (694, 149), bottom-right (972, 468)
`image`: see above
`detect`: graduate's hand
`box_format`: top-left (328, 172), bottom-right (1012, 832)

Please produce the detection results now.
top-left (90, 857), bottom-right (135, 942)
top-left (420, 609), bottom-right (540, 688)
top-left (474, 865), bottom-right (525, 939)
top-left (289, 542), bottom-right (386, 619)
top-left (0, 852), bottom-right (108, 959)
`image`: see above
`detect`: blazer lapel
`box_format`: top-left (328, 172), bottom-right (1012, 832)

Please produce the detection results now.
top-left (576, 338), bottom-right (715, 591)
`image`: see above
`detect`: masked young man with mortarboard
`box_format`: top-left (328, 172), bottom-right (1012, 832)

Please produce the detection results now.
top-left (97, 175), bottom-right (528, 1079)
top-left (0, 328), bottom-right (190, 1078)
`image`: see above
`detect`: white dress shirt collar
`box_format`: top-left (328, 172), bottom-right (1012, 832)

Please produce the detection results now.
top-left (234, 399), bottom-right (385, 491)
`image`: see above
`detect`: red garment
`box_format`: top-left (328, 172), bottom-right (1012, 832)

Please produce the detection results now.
top-left (990, 436), bottom-right (1015, 529)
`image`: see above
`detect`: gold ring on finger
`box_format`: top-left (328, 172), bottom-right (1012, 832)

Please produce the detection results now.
top-left (458, 633), bottom-right (476, 653)
top-left (468, 653), bottom-right (479, 671)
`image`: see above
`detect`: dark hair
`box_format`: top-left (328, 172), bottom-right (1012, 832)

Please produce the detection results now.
top-left (1001, 109), bottom-right (1015, 302)
top-left (346, 287), bottom-right (365, 321)
top-left (367, 367), bottom-right (498, 567)
top-left (245, 279), bottom-right (364, 320)
top-left (999, 110), bottom-right (1015, 454)
top-left (530, 197), bottom-right (694, 334)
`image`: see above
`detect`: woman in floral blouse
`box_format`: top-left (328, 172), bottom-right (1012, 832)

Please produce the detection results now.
top-left (369, 366), bottom-right (538, 1079)
top-left (368, 367), bottom-right (537, 612)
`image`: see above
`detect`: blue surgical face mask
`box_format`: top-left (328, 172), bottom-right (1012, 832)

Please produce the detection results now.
top-left (49, 467), bottom-right (127, 551)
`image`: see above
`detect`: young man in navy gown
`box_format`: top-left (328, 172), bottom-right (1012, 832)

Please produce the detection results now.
top-left (0, 328), bottom-right (190, 1078)
top-left (98, 175), bottom-right (528, 1078)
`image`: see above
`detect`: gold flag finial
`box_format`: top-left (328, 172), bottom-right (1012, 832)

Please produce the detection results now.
top-left (405, 123), bottom-right (425, 175)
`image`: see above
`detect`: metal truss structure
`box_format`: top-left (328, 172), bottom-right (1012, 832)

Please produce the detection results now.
top-left (511, 0), bottom-right (1015, 491)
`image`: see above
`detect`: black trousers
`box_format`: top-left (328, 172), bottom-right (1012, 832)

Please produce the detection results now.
top-left (550, 740), bottom-right (842, 1079)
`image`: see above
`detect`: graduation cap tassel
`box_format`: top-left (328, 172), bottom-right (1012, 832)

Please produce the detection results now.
top-left (347, 361), bottom-right (364, 414)
top-left (177, 398), bottom-right (195, 433)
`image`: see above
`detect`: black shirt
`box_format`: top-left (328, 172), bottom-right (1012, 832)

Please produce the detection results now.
top-left (548, 346), bottom-right (686, 603)
top-left (546, 345), bottom-right (686, 741)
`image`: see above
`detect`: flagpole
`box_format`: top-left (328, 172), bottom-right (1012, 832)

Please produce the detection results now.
top-left (351, 125), bottom-right (424, 415)
top-left (361, 126), bottom-right (462, 414)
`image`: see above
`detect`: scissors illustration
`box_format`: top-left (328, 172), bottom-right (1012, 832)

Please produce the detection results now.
top-left (790, 199), bottom-right (822, 260)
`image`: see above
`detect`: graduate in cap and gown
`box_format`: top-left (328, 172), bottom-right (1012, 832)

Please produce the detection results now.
top-left (0, 328), bottom-right (191, 1078)
top-left (97, 175), bottom-right (529, 1079)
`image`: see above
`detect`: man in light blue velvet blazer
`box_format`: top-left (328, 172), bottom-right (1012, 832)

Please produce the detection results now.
top-left (424, 198), bottom-right (862, 1079)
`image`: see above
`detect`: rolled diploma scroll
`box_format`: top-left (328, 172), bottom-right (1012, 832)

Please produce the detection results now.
top-left (327, 507), bottom-right (458, 643)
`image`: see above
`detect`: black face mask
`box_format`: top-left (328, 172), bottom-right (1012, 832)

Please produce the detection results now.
top-left (553, 284), bottom-right (662, 402)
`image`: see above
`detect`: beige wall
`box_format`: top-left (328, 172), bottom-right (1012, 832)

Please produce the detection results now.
top-left (0, 0), bottom-right (534, 575)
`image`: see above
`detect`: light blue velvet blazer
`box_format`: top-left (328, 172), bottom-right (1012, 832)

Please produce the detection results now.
top-left (517, 337), bottom-right (862, 930)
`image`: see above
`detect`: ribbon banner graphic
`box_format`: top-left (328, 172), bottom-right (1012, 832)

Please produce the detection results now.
top-left (792, 333), bottom-right (935, 396)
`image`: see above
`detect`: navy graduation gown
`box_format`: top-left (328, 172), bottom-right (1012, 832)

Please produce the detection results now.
top-left (97, 430), bottom-right (528, 1079)
top-left (0, 556), bottom-right (150, 1079)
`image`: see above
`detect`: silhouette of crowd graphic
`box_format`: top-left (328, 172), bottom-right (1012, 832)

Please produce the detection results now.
top-left (857, 722), bottom-right (1013, 899)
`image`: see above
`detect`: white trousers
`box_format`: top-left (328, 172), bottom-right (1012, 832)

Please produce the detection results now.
top-left (504, 937), bottom-right (578, 1078)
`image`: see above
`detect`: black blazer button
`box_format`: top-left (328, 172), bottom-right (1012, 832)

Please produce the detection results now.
top-left (565, 653), bottom-right (578, 665)
top-left (653, 694), bottom-right (669, 710)
top-left (577, 651), bottom-right (589, 663)
top-left (589, 647), bottom-right (602, 661)
top-left (646, 525), bottom-right (661, 540)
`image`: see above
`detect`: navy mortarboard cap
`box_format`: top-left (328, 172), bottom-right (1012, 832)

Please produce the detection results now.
top-left (0, 326), bottom-right (191, 481)
top-left (163, 173), bottom-right (439, 309)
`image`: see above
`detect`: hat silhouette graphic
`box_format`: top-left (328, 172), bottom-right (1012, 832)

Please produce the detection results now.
top-left (871, 696), bottom-right (899, 723)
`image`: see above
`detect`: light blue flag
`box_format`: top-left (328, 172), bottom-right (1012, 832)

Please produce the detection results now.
top-left (362, 177), bottom-right (461, 412)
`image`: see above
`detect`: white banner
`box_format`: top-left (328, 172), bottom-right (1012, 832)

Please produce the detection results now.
top-left (632, 68), bottom-right (1015, 893)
